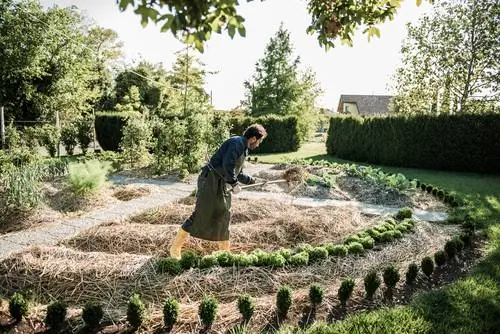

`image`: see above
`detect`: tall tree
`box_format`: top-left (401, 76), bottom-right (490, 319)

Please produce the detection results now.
top-left (243, 24), bottom-right (322, 140)
top-left (390, 0), bottom-right (499, 114)
top-left (115, 0), bottom-right (434, 52)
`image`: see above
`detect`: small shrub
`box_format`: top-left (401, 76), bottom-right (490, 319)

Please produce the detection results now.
top-left (278, 248), bottom-right (293, 261)
top-left (365, 229), bottom-right (382, 242)
top-left (395, 207), bottom-right (412, 220)
top-left (360, 237), bottom-right (375, 249)
top-left (459, 232), bottom-right (473, 247)
top-left (347, 242), bottom-right (364, 255)
top-left (268, 253), bottom-right (287, 268)
top-left (420, 183), bottom-right (427, 191)
top-left (374, 225), bottom-right (388, 233)
top-left (3, 164), bottom-right (44, 213)
top-left (163, 298), bottom-right (179, 331)
top-left (309, 283), bottom-right (324, 307)
top-left (179, 251), bottom-right (200, 269)
top-left (452, 237), bottom-right (465, 253)
top-left (431, 188), bottom-right (438, 196)
top-left (364, 271), bottom-right (381, 300)
top-left (437, 189), bottom-right (445, 199)
top-left (76, 117), bottom-right (94, 155)
top-left (327, 244), bottom-right (348, 257)
top-left (421, 257), bottom-right (434, 278)
top-left (61, 124), bottom-right (78, 156)
top-left (434, 250), bottom-right (448, 267)
top-left (444, 240), bottom-right (457, 259)
top-left (289, 251), bottom-right (309, 266)
top-left (296, 243), bottom-right (314, 253)
top-left (344, 235), bottom-right (362, 244)
top-left (214, 251), bottom-right (236, 267)
top-left (251, 249), bottom-right (270, 266)
top-left (383, 265), bottom-right (400, 289)
top-left (395, 224), bottom-right (408, 233)
top-left (45, 300), bottom-right (67, 329)
top-left (393, 230), bottom-right (403, 239)
top-left (237, 294), bottom-right (254, 323)
top-left (380, 230), bottom-right (396, 243)
top-left (338, 279), bottom-right (355, 307)
top-left (82, 301), bottom-right (103, 329)
top-left (276, 285), bottom-right (292, 319)
top-left (156, 258), bottom-right (182, 275)
top-left (9, 292), bottom-right (28, 321)
top-left (425, 185), bottom-right (433, 193)
top-left (199, 296), bottom-right (219, 328)
top-left (67, 160), bottom-right (111, 196)
top-left (406, 263), bottom-right (419, 285)
top-left (127, 294), bottom-right (145, 329)
top-left (199, 255), bottom-right (218, 269)
top-left (234, 254), bottom-right (255, 267)
top-left (309, 246), bottom-right (329, 262)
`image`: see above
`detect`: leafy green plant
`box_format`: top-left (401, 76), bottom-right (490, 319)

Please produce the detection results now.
top-left (156, 258), bottom-right (183, 275)
top-left (421, 256), bottom-right (434, 279)
top-left (344, 235), bottom-right (362, 244)
top-left (45, 300), bottom-right (67, 329)
top-left (127, 294), bottom-right (145, 329)
top-left (9, 292), bottom-right (28, 321)
top-left (309, 283), bottom-right (324, 308)
top-left (82, 300), bottom-right (103, 329)
top-left (364, 271), bottom-right (381, 300)
top-left (380, 230), bottom-right (396, 242)
top-left (347, 242), bottom-right (364, 255)
top-left (434, 250), bottom-right (448, 266)
top-left (444, 240), bottom-right (458, 259)
top-left (276, 285), bottom-right (292, 319)
top-left (163, 298), bottom-right (179, 331)
top-left (120, 116), bottom-right (153, 168)
top-left (237, 294), bottom-right (254, 323)
top-left (360, 237), bottom-right (375, 249)
top-left (396, 207), bottom-right (413, 220)
top-left (199, 254), bottom-right (218, 269)
top-left (199, 296), bottom-right (219, 328)
top-left (267, 253), bottom-right (286, 268)
top-left (76, 117), bottom-right (94, 155)
top-left (67, 160), bottom-right (111, 196)
top-left (383, 265), bottom-right (400, 299)
top-left (61, 124), bottom-right (79, 156)
top-left (180, 251), bottom-right (200, 269)
top-left (309, 246), bottom-right (329, 262)
top-left (327, 244), bottom-right (348, 257)
top-left (214, 251), bottom-right (236, 267)
top-left (338, 279), bottom-right (355, 307)
top-left (38, 124), bottom-right (61, 158)
top-left (2, 164), bottom-right (44, 214)
top-left (406, 263), bottom-right (419, 284)
top-left (289, 251), bottom-right (309, 266)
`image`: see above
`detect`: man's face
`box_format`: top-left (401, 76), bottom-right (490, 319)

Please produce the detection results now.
top-left (247, 136), bottom-right (263, 150)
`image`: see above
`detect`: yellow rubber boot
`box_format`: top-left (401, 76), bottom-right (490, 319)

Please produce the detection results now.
top-left (218, 240), bottom-right (230, 252)
top-left (169, 228), bottom-right (189, 260)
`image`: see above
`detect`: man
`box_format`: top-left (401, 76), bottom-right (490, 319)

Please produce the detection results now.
top-left (169, 123), bottom-right (267, 259)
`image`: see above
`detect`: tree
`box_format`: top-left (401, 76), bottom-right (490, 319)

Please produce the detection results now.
top-left (115, 0), bottom-right (434, 52)
top-left (242, 24), bottom-right (322, 140)
top-left (0, 0), bottom-right (99, 122)
top-left (390, 0), bottom-right (499, 114)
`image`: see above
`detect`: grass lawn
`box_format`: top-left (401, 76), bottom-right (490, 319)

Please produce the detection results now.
top-left (256, 141), bottom-right (500, 334)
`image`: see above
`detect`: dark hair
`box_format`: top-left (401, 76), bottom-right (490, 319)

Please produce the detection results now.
top-left (243, 123), bottom-right (267, 140)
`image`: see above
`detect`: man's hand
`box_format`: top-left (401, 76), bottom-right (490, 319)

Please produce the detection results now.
top-left (231, 183), bottom-right (241, 194)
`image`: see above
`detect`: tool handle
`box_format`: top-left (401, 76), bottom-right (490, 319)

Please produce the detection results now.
top-left (240, 179), bottom-right (287, 189)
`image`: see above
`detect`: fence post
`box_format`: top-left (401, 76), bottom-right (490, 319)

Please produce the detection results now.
top-left (56, 109), bottom-right (60, 157)
top-left (0, 106), bottom-right (5, 149)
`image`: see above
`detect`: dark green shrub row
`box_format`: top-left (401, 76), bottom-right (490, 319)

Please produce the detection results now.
top-left (155, 216), bottom-right (417, 276)
top-left (326, 113), bottom-right (500, 174)
top-left (415, 180), bottom-right (463, 207)
top-left (230, 115), bottom-right (301, 153)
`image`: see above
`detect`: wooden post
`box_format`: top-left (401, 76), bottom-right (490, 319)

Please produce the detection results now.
top-left (0, 106), bottom-right (5, 149)
top-left (55, 109), bottom-right (60, 157)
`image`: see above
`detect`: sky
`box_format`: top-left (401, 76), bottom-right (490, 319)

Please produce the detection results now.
top-left (39, 0), bottom-right (434, 111)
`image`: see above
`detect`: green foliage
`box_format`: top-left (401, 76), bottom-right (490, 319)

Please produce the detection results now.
top-left (38, 124), bottom-right (61, 158)
top-left (364, 271), bottom-right (381, 300)
top-left (120, 115), bottom-right (152, 168)
top-left (444, 240), bottom-right (458, 259)
top-left (67, 160), bottom-right (110, 196)
top-left (163, 298), bottom-right (179, 331)
top-left (289, 251), bottom-right (309, 266)
top-left (214, 251), bottom-right (236, 267)
top-left (199, 254), bottom-right (218, 269)
top-left (61, 123), bottom-right (79, 156)
top-left (45, 300), bottom-right (67, 329)
top-left (380, 230), bottom-right (396, 243)
top-left (344, 235), bottom-right (362, 244)
top-left (82, 301), bottom-right (103, 329)
top-left (231, 115), bottom-right (301, 153)
top-left (153, 117), bottom-right (186, 173)
top-left (308, 246), bottom-right (329, 262)
top-left (4, 122), bottom-right (22, 150)
top-left (421, 257), bottom-right (434, 278)
top-left (127, 294), bottom-right (145, 329)
top-left (406, 263), bottom-right (419, 285)
top-left (343, 163), bottom-right (416, 192)
top-left (156, 257), bottom-right (183, 275)
top-left (1, 164), bottom-right (44, 214)
top-left (338, 279), bottom-right (355, 307)
top-left (434, 250), bottom-right (448, 267)
top-left (308, 283), bottom-right (324, 308)
top-left (76, 117), bottom-right (94, 155)
top-left (199, 296), bottom-right (219, 328)
top-left (237, 294), bottom-right (254, 323)
top-left (383, 265), bottom-right (400, 289)
top-left (327, 244), bottom-right (348, 257)
top-left (276, 285), bottom-right (293, 319)
top-left (95, 112), bottom-right (130, 152)
top-left (327, 113), bottom-right (500, 174)
top-left (179, 251), bottom-right (200, 269)
top-left (9, 292), bottom-right (28, 321)
top-left (347, 242), bottom-right (364, 255)
top-left (267, 253), bottom-right (287, 268)
top-left (360, 237), bottom-right (375, 249)
top-left (396, 207), bottom-right (413, 220)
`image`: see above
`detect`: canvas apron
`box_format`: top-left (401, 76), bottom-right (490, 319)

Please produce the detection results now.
top-left (181, 154), bottom-right (246, 241)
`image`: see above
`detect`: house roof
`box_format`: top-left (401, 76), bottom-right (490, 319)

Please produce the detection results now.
top-left (339, 94), bottom-right (393, 116)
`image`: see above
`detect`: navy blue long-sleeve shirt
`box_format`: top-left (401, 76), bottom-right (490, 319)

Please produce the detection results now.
top-left (207, 136), bottom-right (252, 185)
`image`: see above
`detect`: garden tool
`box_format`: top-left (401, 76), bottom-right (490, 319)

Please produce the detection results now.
top-left (240, 179), bottom-right (288, 189)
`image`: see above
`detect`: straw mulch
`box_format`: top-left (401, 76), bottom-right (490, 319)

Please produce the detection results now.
top-left (112, 185), bottom-right (154, 201)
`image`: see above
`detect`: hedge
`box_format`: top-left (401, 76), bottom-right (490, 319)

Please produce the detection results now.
top-left (95, 112), bottom-right (130, 152)
top-left (230, 115), bottom-right (301, 153)
top-left (326, 113), bottom-right (500, 174)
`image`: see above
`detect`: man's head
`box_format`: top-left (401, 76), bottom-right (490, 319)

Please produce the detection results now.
top-left (243, 123), bottom-right (267, 150)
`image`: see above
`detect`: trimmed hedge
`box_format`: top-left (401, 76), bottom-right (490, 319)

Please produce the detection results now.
top-left (95, 112), bottom-right (131, 152)
top-left (230, 115), bottom-right (301, 153)
top-left (326, 113), bottom-right (500, 173)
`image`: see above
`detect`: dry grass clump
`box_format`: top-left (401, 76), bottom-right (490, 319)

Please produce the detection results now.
top-left (112, 185), bottom-right (153, 201)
